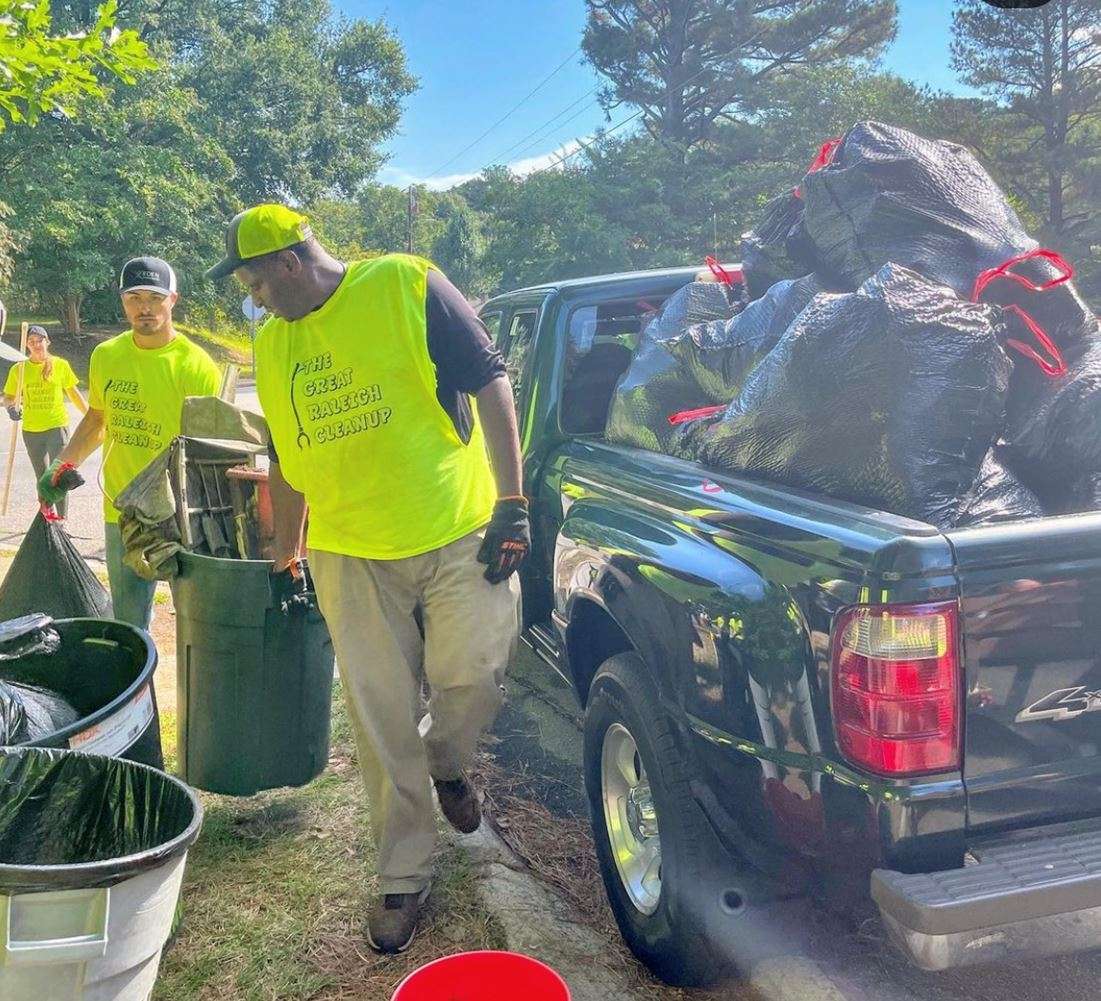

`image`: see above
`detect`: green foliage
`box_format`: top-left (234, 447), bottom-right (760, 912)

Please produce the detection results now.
top-left (8, 0), bottom-right (415, 330)
top-left (952, 0), bottom-right (1101, 240)
top-left (1, 68), bottom-right (234, 331)
top-left (0, 0), bottom-right (154, 128)
top-left (582, 0), bottom-right (897, 148)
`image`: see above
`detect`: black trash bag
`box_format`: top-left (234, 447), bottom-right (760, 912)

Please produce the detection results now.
top-left (799, 122), bottom-right (1096, 348)
top-left (693, 264), bottom-right (1011, 528)
top-left (741, 192), bottom-right (813, 300)
top-left (0, 681), bottom-right (80, 744)
top-left (0, 513), bottom-right (111, 621)
top-left (0, 746), bottom-right (202, 892)
top-left (1000, 338), bottom-right (1101, 514)
top-left (0, 614), bottom-right (61, 660)
top-left (605, 281), bottom-right (741, 452)
top-left (1067, 471), bottom-right (1101, 513)
top-left (0, 616), bottom-right (80, 744)
top-left (741, 139), bottom-right (841, 299)
top-left (952, 451), bottom-right (1044, 528)
top-left (667, 274), bottom-right (828, 407)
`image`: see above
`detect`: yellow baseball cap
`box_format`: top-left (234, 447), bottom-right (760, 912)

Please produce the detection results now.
top-left (206, 204), bottom-right (313, 280)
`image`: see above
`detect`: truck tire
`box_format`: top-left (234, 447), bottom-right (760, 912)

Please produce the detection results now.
top-left (583, 652), bottom-right (728, 986)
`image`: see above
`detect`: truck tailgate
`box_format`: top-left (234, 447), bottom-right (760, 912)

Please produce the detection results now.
top-left (949, 513), bottom-right (1101, 835)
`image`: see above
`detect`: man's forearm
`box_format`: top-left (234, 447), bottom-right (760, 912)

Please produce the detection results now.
top-left (58, 409), bottom-right (106, 468)
top-left (269, 460), bottom-right (307, 568)
top-left (476, 377), bottom-right (524, 498)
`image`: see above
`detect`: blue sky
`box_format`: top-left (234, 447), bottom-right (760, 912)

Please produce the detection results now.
top-left (340, 1), bottom-right (967, 190)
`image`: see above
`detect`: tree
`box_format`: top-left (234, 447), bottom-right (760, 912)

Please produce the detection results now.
top-left (431, 200), bottom-right (489, 298)
top-left (54, 0), bottom-right (417, 204)
top-left (582, 0), bottom-right (897, 150)
top-left (1, 69), bottom-right (234, 331)
top-left (0, 0), bottom-right (154, 128)
top-left (466, 166), bottom-right (633, 292)
top-left (952, 0), bottom-right (1101, 238)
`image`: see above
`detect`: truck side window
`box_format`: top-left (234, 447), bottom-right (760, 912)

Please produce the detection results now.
top-left (503, 310), bottom-right (538, 410)
top-left (481, 311), bottom-right (502, 347)
top-left (561, 297), bottom-right (665, 435)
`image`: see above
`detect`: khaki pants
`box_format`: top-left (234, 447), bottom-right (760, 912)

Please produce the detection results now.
top-left (310, 529), bottom-right (521, 894)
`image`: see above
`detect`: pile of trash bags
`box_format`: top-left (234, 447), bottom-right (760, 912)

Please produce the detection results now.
top-left (606, 121), bottom-right (1100, 527)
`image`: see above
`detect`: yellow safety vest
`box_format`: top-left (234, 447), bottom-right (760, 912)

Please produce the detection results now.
top-left (256, 254), bottom-right (497, 560)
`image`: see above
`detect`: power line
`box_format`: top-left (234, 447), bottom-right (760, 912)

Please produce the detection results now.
top-left (526, 107), bottom-right (646, 178)
top-left (424, 47), bottom-right (582, 181)
top-left (489, 89), bottom-right (603, 165)
top-left (502, 94), bottom-right (606, 166)
top-left (522, 32), bottom-right (770, 180)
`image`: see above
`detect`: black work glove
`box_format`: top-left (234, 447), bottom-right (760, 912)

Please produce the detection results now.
top-left (271, 560), bottom-right (313, 615)
top-left (6, 406), bottom-right (21, 422)
top-left (477, 497), bottom-right (531, 585)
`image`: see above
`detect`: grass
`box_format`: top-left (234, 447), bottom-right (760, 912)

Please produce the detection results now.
top-left (153, 684), bottom-right (507, 1001)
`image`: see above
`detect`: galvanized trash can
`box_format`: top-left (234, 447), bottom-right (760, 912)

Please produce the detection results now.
top-left (174, 551), bottom-right (334, 796)
top-left (0, 746), bottom-right (202, 1001)
top-left (0, 616), bottom-right (163, 769)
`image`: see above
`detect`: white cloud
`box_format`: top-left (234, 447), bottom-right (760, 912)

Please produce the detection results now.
top-left (378, 138), bottom-right (586, 191)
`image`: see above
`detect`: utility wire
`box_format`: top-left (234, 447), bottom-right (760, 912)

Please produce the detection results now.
top-left (526, 108), bottom-right (645, 178)
top-left (501, 94), bottom-right (606, 166)
top-left (424, 47), bottom-right (582, 181)
top-left (489, 89), bottom-right (603, 165)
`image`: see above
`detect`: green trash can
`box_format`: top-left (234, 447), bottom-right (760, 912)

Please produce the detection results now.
top-left (174, 552), bottom-right (335, 796)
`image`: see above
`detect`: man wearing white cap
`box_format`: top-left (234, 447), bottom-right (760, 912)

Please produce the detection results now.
top-left (37, 256), bottom-right (221, 627)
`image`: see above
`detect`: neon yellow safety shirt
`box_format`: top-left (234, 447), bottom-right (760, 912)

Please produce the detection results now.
top-left (255, 254), bottom-right (497, 560)
top-left (3, 358), bottom-right (79, 433)
top-left (89, 331), bottom-right (222, 523)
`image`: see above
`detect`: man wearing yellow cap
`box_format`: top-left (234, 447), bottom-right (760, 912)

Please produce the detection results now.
top-left (207, 205), bottom-right (525, 954)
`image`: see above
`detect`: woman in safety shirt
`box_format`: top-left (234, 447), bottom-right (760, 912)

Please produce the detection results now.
top-left (3, 325), bottom-right (87, 517)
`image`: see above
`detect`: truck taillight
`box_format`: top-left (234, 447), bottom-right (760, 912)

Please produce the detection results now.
top-left (830, 602), bottom-right (960, 777)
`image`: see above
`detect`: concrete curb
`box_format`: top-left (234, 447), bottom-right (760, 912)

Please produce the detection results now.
top-left (457, 822), bottom-right (658, 1001)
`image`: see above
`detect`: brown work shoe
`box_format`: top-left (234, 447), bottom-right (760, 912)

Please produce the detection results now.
top-left (366, 886), bottom-right (430, 954)
top-left (433, 773), bottom-right (482, 834)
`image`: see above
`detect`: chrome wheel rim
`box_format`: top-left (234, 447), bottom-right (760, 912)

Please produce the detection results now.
top-left (601, 722), bottom-right (662, 915)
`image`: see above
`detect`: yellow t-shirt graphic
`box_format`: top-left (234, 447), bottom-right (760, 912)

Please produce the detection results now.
top-left (89, 332), bottom-right (221, 523)
top-left (3, 359), bottom-right (78, 433)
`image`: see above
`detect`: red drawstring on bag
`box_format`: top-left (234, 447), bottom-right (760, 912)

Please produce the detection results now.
top-left (794, 137), bottom-right (842, 198)
top-left (668, 404), bottom-right (726, 427)
top-left (971, 248), bottom-right (1071, 379)
top-left (972, 248), bottom-right (1075, 301)
top-left (1000, 305), bottom-right (1068, 378)
top-left (40, 503), bottom-right (62, 523)
top-left (705, 256), bottom-right (739, 285)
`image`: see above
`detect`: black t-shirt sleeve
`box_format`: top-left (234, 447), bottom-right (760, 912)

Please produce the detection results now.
top-left (425, 269), bottom-right (506, 393)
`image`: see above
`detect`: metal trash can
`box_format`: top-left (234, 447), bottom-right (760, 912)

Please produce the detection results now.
top-left (0, 746), bottom-right (202, 1001)
top-left (174, 551), bottom-right (334, 796)
top-left (1, 617), bottom-right (163, 769)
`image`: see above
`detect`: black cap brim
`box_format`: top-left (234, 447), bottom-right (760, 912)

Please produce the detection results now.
top-left (205, 255), bottom-right (245, 281)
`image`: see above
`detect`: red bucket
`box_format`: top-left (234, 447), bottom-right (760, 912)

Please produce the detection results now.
top-left (392, 951), bottom-right (571, 1001)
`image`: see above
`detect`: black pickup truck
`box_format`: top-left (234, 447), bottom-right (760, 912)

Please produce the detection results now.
top-left (479, 266), bottom-right (1101, 986)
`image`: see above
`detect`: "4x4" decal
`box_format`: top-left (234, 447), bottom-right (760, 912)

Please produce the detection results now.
top-left (1016, 687), bottom-right (1101, 724)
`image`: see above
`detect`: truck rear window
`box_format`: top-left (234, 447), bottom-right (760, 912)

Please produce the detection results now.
top-left (561, 297), bottom-right (666, 434)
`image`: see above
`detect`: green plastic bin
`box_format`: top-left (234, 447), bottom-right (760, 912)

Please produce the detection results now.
top-left (174, 552), bottom-right (335, 796)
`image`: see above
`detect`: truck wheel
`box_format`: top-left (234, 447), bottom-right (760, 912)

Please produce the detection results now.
top-left (583, 652), bottom-right (727, 986)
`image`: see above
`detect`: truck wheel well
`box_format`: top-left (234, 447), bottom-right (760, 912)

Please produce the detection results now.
top-left (567, 600), bottom-right (634, 704)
